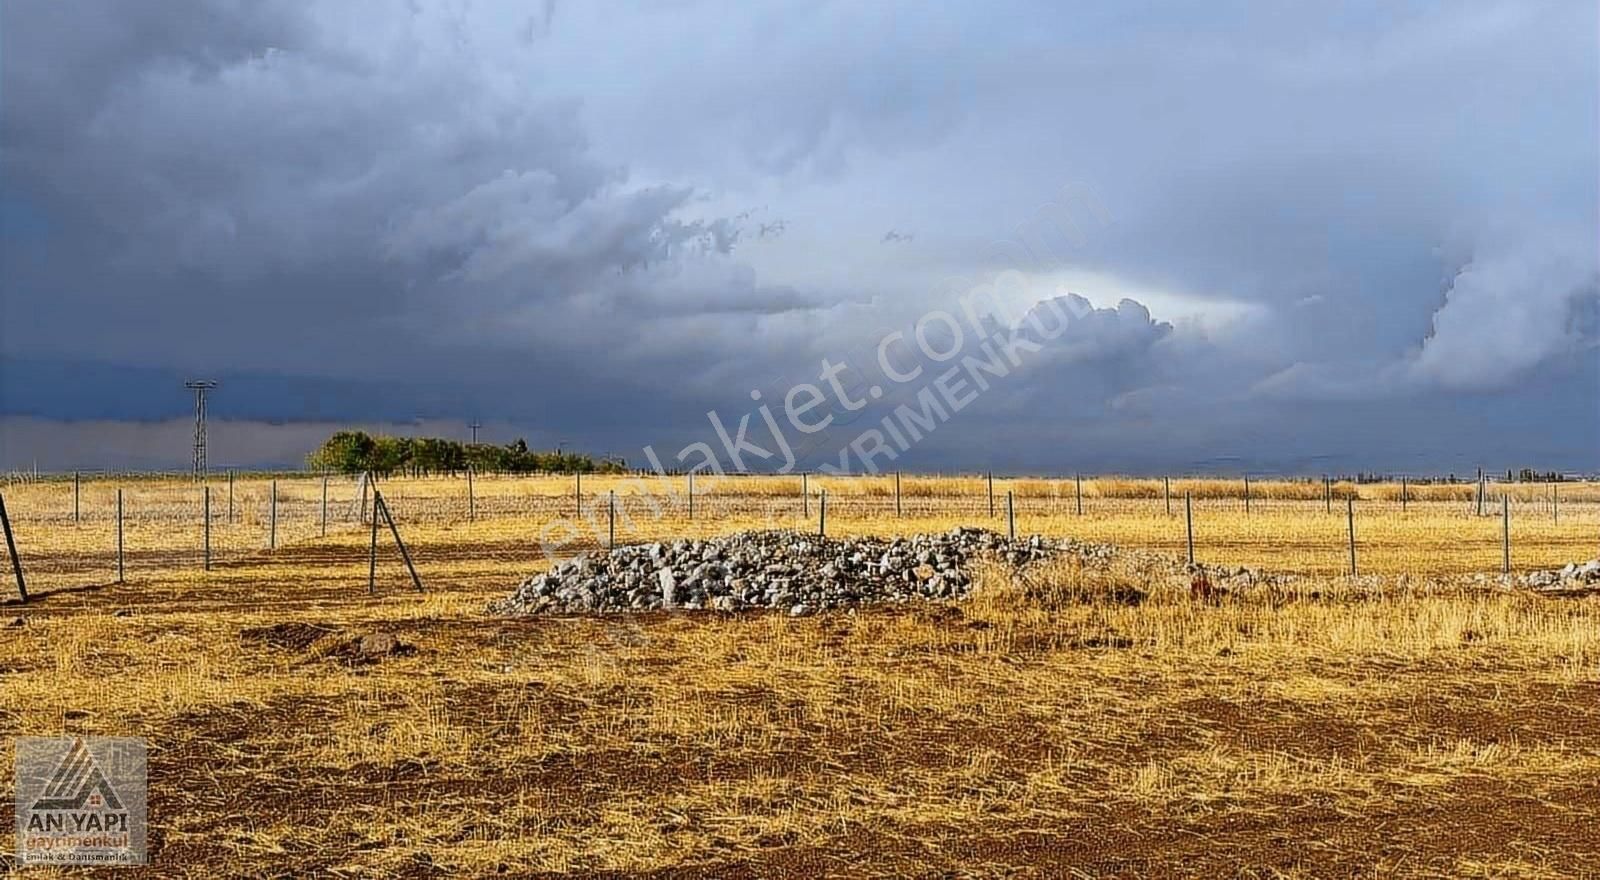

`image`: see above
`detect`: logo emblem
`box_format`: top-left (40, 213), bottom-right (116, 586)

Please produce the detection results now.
top-left (15, 736), bottom-right (147, 865)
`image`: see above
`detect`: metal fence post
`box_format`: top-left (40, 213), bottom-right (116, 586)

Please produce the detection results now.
top-left (1324, 475), bottom-right (1331, 513)
top-left (1347, 497), bottom-right (1357, 577)
top-left (895, 471), bottom-right (902, 517)
top-left (1185, 492), bottom-right (1194, 566)
top-left (116, 489), bottom-right (125, 584)
top-left (321, 474), bottom-right (328, 537)
top-left (688, 471), bottom-right (694, 521)
top-left (1502, 494), bottom-right (1511, 575)
top-left (803, 473), bottom-right (809, 517)
top-left (1164, 476), bottom-right (1171, 517)
top-left (74, 471), bottom-right (80, 525)
top-left (819, 489), bottom-right (827, 538)
top-left (1075, 473), bottom-right (1083, 516)
top-left (203, 486), bottom-right (211, 572)
top-left (987, 471), bottom-right (994, 518)
top-left (608, 490), bottom-right (615, 549)
top-left (1244, 475), bottom-right (1251, 514)
top-left (227, 470), bottom-right (235, 524)
top-left (1006, 491), bottom-right (1015, 541)
top-left (269, 479), bottom-right (277, 551)
top-left (467, 468), bottom-right (475, 522)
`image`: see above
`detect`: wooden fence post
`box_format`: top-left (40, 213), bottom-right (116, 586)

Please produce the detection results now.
top-left (1164, 476), bottom-right (1171, 517)
top-left (1476, 469), bottom-right (1485, 517)
top-left (1324, 475), bottom-right (1331, 513)
top-left (1347, 497), bottom-right (1357, 577)
top-left (116, 489), bottom-right (125, 584)
top-left (0, 494), bottom-right (26, 603)
top-left (987, 471), bottom-right (995, 518)
top-left (1185, 492), bottom-right (1194, 566)
top-left (1401, 477), bottom-right (1408, 512)
top-left (1075, 473), bottom-right (1083, 516)
top-left (1244, 475), bottom-right (1251, 514)
top-left (1007, 491), bottom-right (1015, 541)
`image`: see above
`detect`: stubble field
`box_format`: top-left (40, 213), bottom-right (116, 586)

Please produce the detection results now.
top-left (2, 473), bottom-right (1598, 877)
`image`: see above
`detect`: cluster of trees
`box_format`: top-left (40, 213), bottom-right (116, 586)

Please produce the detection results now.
top-left (306, 431), bottom-right (624, 476)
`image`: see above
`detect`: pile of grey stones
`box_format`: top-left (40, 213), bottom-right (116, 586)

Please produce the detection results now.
top-left (1520, 559), bottom-right (1600, 593)
top-left (493, 527), bottom-right (1067, 616)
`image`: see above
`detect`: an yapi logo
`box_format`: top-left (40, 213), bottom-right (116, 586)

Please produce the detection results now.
top-left (32, 737), bottom-right (124, 811)
top-left (15, 736), bottom-right (147, 865)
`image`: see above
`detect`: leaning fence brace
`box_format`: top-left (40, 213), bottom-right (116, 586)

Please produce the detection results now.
top-left (366, 490), bottom-right (424, 595)
top-left (0, 493), bottom-right (27, 603)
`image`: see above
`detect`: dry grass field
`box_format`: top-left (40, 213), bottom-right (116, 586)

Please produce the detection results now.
top-left (2, 474), bottom-right (1599, 877)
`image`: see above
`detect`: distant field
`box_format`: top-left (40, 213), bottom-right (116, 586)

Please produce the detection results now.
top-left (1, 474), bottom-right (1597, 876)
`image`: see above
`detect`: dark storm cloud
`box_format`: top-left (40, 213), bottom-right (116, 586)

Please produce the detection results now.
top-left (1, 1), bottom-right (1595, 472)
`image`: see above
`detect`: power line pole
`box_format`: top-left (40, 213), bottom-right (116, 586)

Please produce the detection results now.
top-left (469, 421), bottom-right (482, 444)
top-left (184, 381), bottom-right (218, 481)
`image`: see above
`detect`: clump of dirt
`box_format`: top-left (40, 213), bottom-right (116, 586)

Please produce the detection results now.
top-left (312, 632), bottom-right (417, 666)
top-left (241, 621), bottom-right (339, 651)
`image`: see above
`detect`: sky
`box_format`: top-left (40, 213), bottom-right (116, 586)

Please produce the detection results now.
top-left (1, 0), bottom-right (1596, 475)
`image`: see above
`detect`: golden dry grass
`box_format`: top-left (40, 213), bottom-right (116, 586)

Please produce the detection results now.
top-left (1, 474), bottom-right (1598, 877)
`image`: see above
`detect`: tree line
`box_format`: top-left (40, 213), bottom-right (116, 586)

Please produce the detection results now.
top-left (306, 431), bottom-right (624, 476)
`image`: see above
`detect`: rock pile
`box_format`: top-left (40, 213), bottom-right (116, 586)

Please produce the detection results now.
top-left (1521, 560), bottom-right (1600, 594)
top-left (494, 528), bottom-right (1065, 616)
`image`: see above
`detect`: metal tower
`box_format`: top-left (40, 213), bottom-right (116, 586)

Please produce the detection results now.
top-left (185, 381), bottom-right (218, 480)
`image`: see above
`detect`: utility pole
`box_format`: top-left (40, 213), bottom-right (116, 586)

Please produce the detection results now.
top-left (469, 421), bottom-right (482, 445)
top-left (185, 381), bottom-right (218, 481)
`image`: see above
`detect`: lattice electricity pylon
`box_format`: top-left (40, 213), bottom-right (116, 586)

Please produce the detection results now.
top-left (185, 381), bottom-right (218, 481)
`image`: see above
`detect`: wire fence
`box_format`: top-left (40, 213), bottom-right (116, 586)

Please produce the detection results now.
top-left (2, 472), bottom-right (1598, 603)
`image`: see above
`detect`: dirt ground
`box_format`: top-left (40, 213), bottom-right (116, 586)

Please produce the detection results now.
top-left (2, 476), bottom-right (1598, 877)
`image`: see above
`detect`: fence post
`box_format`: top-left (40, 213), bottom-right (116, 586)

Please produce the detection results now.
top-left (608, 490), bottom-right (615, 550)
top-left (1164, 476), bottom-right (1171, 516)
top-left (0, 494), bottom-right (26, 603)
top-left (269, 479), bottom-right (277, 551)
top-left (1324, 475), bottom-right (1331, 513)
top-left (321, 474), bottom-right (328, 537)
top-left (1006, 491), bottom-right (1015, 541)
top-left (116, 489), bottom-right (125, 584)
top-left (819, 489), bottom-right (827, 538)
top-left (1244, 475), bottom-right (1251, 514)
top-left (1347, 497), bottom-right (1357, 577)
top-left (367, 494), bottom-right (379, 594)
top-left (376, 492), bottom-right (425, 593)
top-left (987, 472), bottom-right (994, 518)
top-left (1476, 469), bottom-right (1484, 517)
top-left (467, 468), bottom-right (475, 523)
top-left (1401, 477), bottom-right (1407, 512)
top-left (575, 472), bottom-right (581, 517)
top-left (1185, 492), bottom-right (1194, 566)
top-left (802, 473), bottom-right (809, 517)
top-left (203, 486), bottom-right (211, 572)
top-left (687, 471), bottom-right (694, 521)
top-left (1075, 473), bottom-right (1083, 516)
top-left (1552, 482), bottom-right (1558, 524)
top-left (1502, 494), bottom-right (1511, 575)
top-left (227, 470), bottom-right (234, 524)
top-left (74, 471), bottom-right (80, 525)
top-left (895, 471), bottom-right (902, 518)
